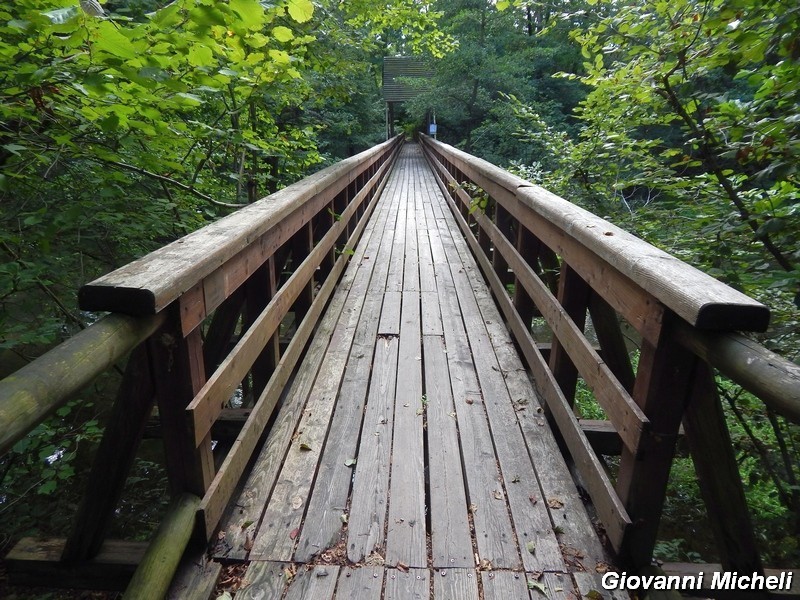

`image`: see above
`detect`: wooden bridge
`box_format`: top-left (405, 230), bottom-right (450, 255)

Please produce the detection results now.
top-left (1, 137), bottom-right (798, 599)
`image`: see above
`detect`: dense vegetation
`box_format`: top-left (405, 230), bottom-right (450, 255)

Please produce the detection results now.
top-left (1, 0), bottom-right (797, 577)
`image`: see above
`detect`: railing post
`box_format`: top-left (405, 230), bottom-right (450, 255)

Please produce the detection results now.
top-left (492, 205), bottom-right (514, 287)
top-left (290, 222), bottom-right (315, 322)
top-left (513, 226), bottom-right (541, 328)
top-left (588, 292), bottom-right (635, 392)
top-left (149, 310), bottom-right (214, 498)
top-left (616, 313), bottom-right (695, 569)
top-left (683, 361), bottom-right (764, 573)
top-left (61, 344), bottom-right (155, 562)
top-left (245, 256), bottom-right (281, 400)
top-left (548, 263), bottom-right (590, 409)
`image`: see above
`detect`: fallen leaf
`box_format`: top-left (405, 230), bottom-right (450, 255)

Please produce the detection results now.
top-left (526, 541), bottom-right (536, 555)
top-left (511, 475), bottom-right (520, 483)
top-left (595, 562), bottom-right (609, 574)
top-left (340, 513), bottom-right (348, 524)
top-left (529, 495), bottom-right (538, 505)
top-left (396, 561), bottom-right (409, 573)
top-left (480, 558), bottom-right (494, 570)
top-left (548, 498), bottom-right (564, 509)
top-left (493, 489), bottom-right (504, 500)
top-left (344, 458), bottom-right (357, 467)
top-left (528, 581), bottom-right (546, 595)
top-left (586, 590), bottom-right (604, 600)
top-left (289, 528), bottom-right (300, 540)
top-left (299, 442), bottom-right (312, 451)
top-left (243, 535), bottom-right (253, 551)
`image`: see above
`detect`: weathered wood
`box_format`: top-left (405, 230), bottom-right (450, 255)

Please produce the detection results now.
top-left (125, 494), bottom-right (200, 600)
top-left (149, 322), bottom-right (214, 497)
top-left (424, 335), bottom-right (473, 568)
top-left (481, 571), bottom-right (531, 600)
top-left (673, 324), bottom-right (800, 425)
top-left (616, 318), bottom-right (698, 567)
top-left (428, 147), bottom-right (649, 453)
top-left (213, 191), bottom-right (384, 558)
top-left (235, 561), bottom-right (286, 599)
top-left (78, 137), bottom-right (402, 315)
top-left (283, 565), bottom-right (339, 600)
top-left (335, 567), bottom-right (383, 600)
top-left (548, 263), bottom-right (591, 408)
top-left (429, 168), bottom-right (631, 550)
top-left (421, 135), bottom-right (769, 331)
top-left (588, 292), bottom-right (636, 393)
top-left (573, 571), bottom-right (630, 600)
top-left (5, 537), bottom-right (147, 591)
top-left (386, 291), bottom-right (427, 568)
top-left (167, 549), bottom-right (221, 600)
top-left (378, 291), bottom-right (402, 335)
top-left (440, 202), bottom-right (570, 573)
top-left (429, 220), bottom-right (519, 569)
top-left (290, 221), bottom-right (315, 321)
top-left (202, 287), bottom-right (245, 378)
top-left (198, 186), bottom-right (381, 540)
top-left (187, 171), bottom-right (380, 446)
top-left (434, 568), bottom-right (480, 599)
top-left (347, 336), bottom-right (398, 563)
top-left (62, 345), bottom-right (155, 562)
top-left (683, 361), bottom-right (763, 573)
top-left (0, 313), bottom-right (163, 456)
top-left (385, 568), bottom-right (430, 600)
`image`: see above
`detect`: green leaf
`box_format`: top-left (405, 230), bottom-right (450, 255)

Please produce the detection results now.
top-left (286, 0), bottom-right (314, 23)
top-left (231, 0), bottom-right (267, 30)
top-left (188, 44), bottom-right (214, 67)
top-left (94, 24), bottom-right (137, 59)
top-left (496, 0), bottom-right (510, 10)
top-left (273, 26), bottom-right (294, 42)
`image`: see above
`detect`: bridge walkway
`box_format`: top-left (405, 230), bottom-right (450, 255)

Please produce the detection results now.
top-left (180, 145), bottom-right (617, 598)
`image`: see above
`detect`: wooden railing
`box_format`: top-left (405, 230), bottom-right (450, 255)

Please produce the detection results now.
top-left (419, 134), bottom-right (800, 573)
top-left (0, 135), bottom-right (403, 593)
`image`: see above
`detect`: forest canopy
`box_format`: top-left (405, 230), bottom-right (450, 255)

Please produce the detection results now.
top-left (1, 0), bottom-right (798, 570)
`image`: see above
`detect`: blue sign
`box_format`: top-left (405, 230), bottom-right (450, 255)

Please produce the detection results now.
top-left (429, 123), bottom-right (437, 135)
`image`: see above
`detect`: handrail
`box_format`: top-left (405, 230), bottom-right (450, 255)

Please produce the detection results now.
top-left (0, 136), bottom-right (403, 592)
top-left (419, 133), bottom-right (794, 574)
top-left (79, 136), bottom-right (402, 316)
top-left (0, 312), bottom-right (164, 456)
top-left (420, 135), bottom-right (769, 331)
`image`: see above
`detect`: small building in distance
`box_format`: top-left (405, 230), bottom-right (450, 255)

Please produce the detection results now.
top-left (382, 57), bottom-right (433, 138)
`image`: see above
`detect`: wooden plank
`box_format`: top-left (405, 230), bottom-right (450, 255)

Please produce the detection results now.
top-left (236, 561), bottom-right (286, 600)
top-left (5, 537), bottom-right (147, 591)
top-left (386, 291), bottom-right (427, 568)
top-left (437, 211), bottom-right (564, 573)
top-left (378, 291), bottom-right (402, 336)
top-left (424, 335), bottom-right (473, 568)
top-left (168, 550), bottom-right (221, 600)
top-left (421, 291), bottom-right (443, 336)
top-left (216, 198), bottom-right (384, 560)
top-left (482, 571), bottom-right (531, 600)
top-left (79, 137), bottom-right (401, 315)
top-left (347, 337), bottom-right (398, 563)
top-left (539, 571), bottom-right (578, 600)
top-left (187, 173), bottom-right (375, 447)
top-left (284, 565), bottom-right (339, 600)
top-left (573, 571), bottom-right (630, 600)
top-left (431, 168), bottom-right (630, 554)
top-left (334, 567), bottom-right (383, 600)
top-left (248, 350), bottom-right (349, 561)
top-left (429, 221), bottom-right (519, 570)
top-left (448, 169), bottom-right (648, 454)
top-left (434, 568), bottom-right (479, 599)
top-left (385, 568), bottom-right (430, 600)
top-left (199, 186), bottom-right (380, 541)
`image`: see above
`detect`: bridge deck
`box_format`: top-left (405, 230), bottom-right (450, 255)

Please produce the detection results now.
top-left (200, 145), bottom-right (615, 599)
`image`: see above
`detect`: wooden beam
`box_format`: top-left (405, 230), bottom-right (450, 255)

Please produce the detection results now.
top-left (5, 537), bottom-right (147, 591)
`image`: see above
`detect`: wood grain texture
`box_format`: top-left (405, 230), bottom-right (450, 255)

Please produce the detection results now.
top-left (420, 135), bottom-right (769, 332)
top-left (79, 137), bottom-right (402, 315)
top-left (334, 567), bottom-right (383, 600)
top-left (481, 571), bottom-right (531, 600)
top-left (433, 568), bottom-right (479, 599)
top-left (384, 568), bottom-right (430, 600)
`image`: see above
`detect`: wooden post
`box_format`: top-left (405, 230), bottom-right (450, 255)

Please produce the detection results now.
top-left (61, 345), bottom-right (155, 562)
top-left (683, 361), bottom-right (764, 573)
top-left (149, 311), bottom-right (214, 498)
top-left (616, 313), bottom-right (695, 569)
top-left (290, 222), bottom-right (315, 322)
top-left (492, 205), bottom-right (513, 287)
top-left (315, 202), bottom-right (336, 281)
top-left (589, 292), bottom-right (635, 392)
top-left (202, 287), bottom-right (245, 378)
top-left (513, 225), bottom-right (540, 328)
top-left (548, 263), bottom-right (590, 409)
top-left (245, 257), bottom-right (281, 400)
